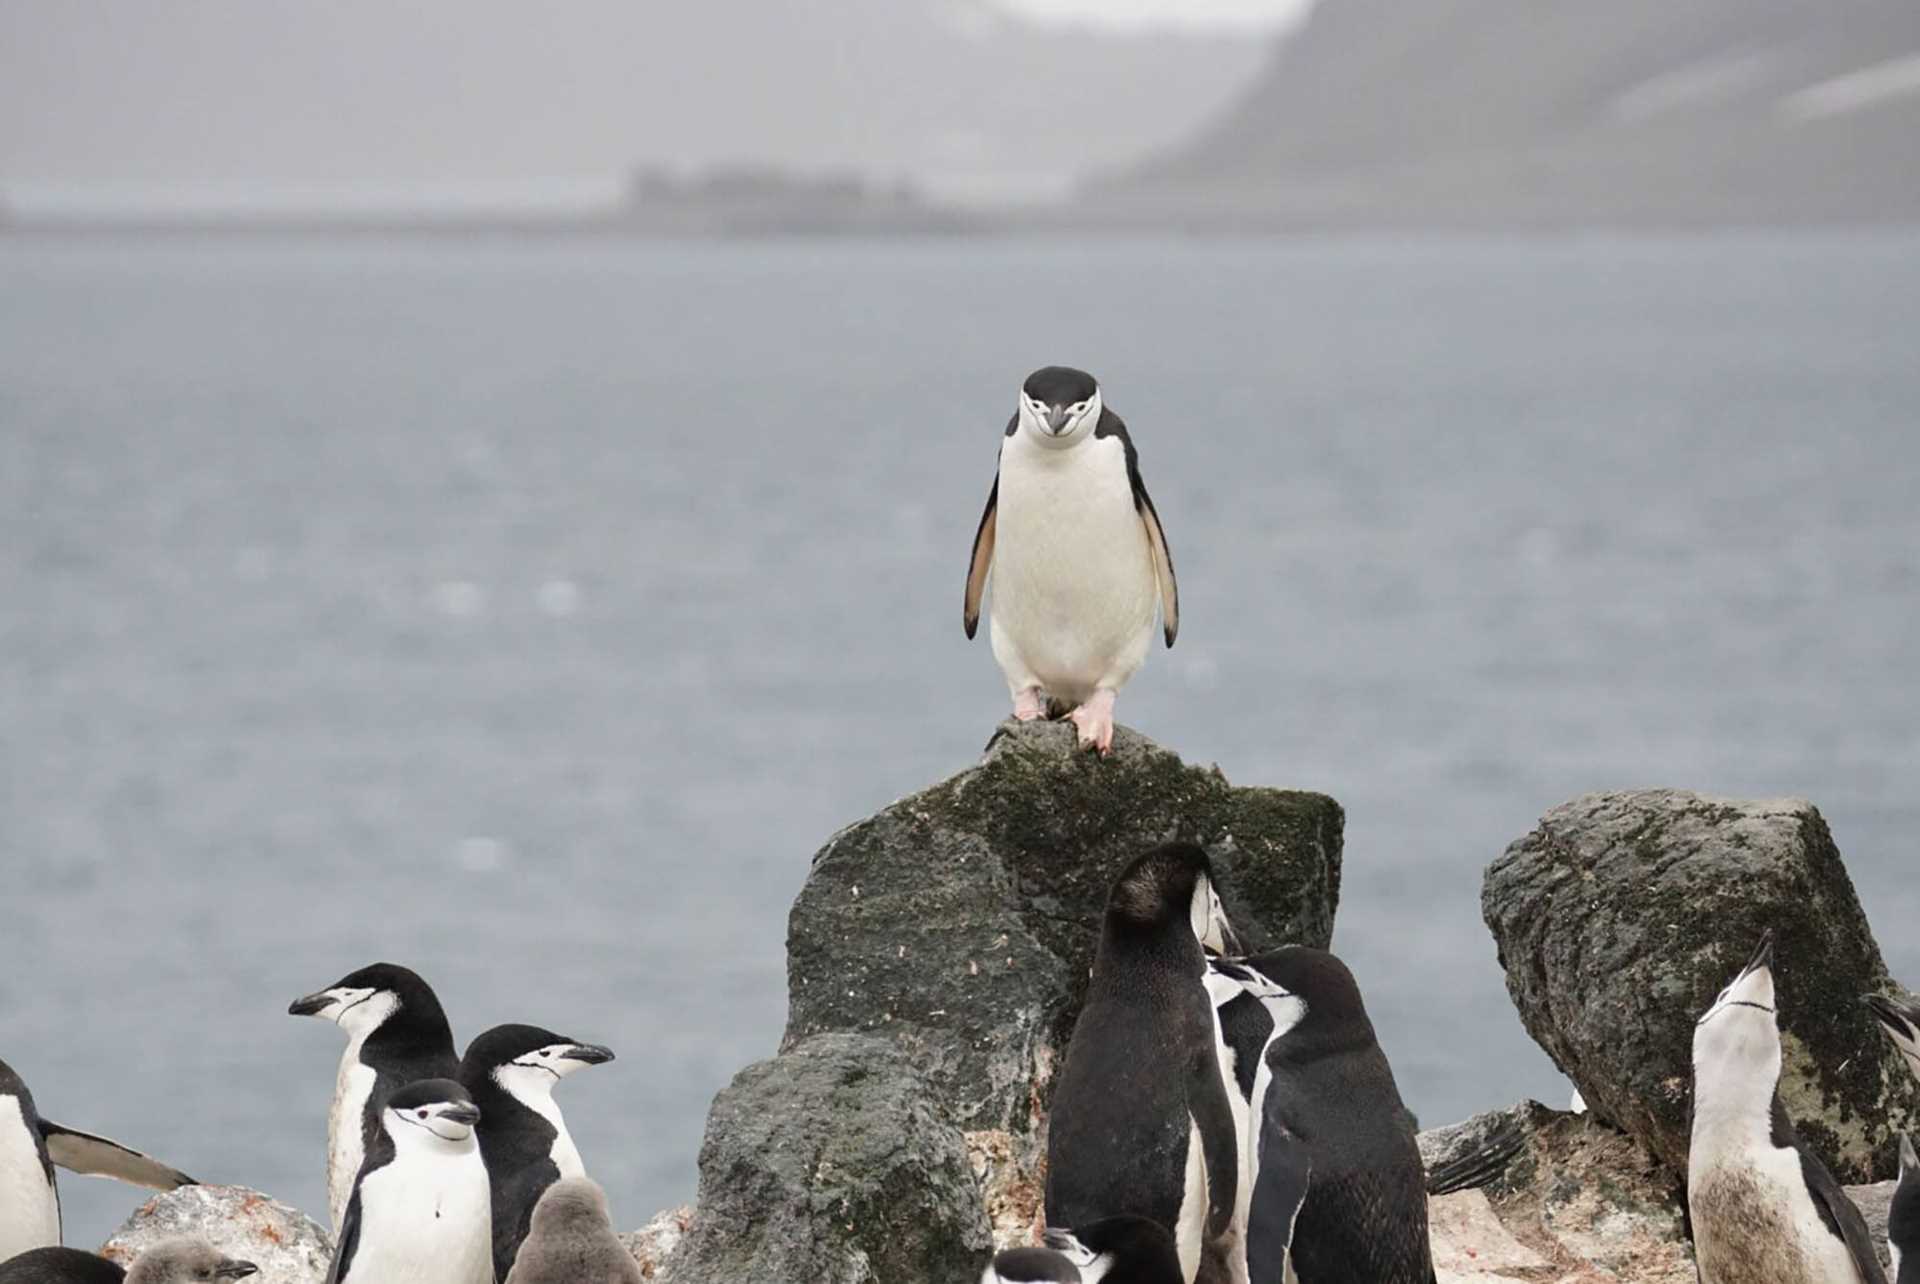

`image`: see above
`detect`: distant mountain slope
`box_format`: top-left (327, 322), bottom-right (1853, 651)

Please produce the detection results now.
top-left (1097, 0), bottom-right (1920, 227)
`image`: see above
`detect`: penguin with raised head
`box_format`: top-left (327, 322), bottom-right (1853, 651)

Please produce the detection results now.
top-left (459, 1025), bottom-right (615, 1281)
top-left (1208, 949), bottom-right (1428, 1284)
top-left (503, 1177), bottom-right (642, 1284)
top-left (0, 1057), bottom-right (196, 1263)
top-left (1867, 992), bottom-right (1920, 1084)
top-left (1047, 843), bottom-right (1241, 1283)
top-left (327, 1079), bottom-right (492, 1284)
top-left (964, 366), bottom-right (1179, 755)
top-left (289, 963), bottom-right (459, 1230)
top-left (1, 1240), bottom-right (254, 1284)
top-left (984, 1218), bottom-right (1187, 1284)
top-left (1690, 932), bottom-right (1885, 1284)
top-left (1891, 1134), bottom-right (1917, 1284)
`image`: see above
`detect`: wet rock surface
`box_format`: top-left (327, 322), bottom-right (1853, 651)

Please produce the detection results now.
top-left (661, 1033), bottom-right (992, 1284)
top-left (1484, 790), bottom-right (1919, 1184)
top-left (102, 1185), bottom-right (331, 1284)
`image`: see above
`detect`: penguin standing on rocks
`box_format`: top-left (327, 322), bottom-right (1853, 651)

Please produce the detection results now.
top-left (1689, 932), bottom-right (1885, 1284)
top-left (503, 1177), bottom-right (643, 1284)
top-left (0, 1240), bottom-right (255, 1284)
top-left (327, 1079), bottom-right (492, 1284)
top-left (984, 1218), bottom-right (1186, 1284)
top-left (1047, 843), bottom-right (1241, 1283)
top-left (1208, 950), bottom-right (1428, 1284)
top-left (1891, 1135), bottom-right (1917, 1284)
top-left (1866, 992), bottom-right (1920, 1084)
top-left (964, 366), bottom-right (1179, 755)
top-left (458, 1025), bottom-right (616, 1281)
top-left (0, 1057), bottom-right (196, 1263)
top-left (289, 963), bottom-right (459, 1230)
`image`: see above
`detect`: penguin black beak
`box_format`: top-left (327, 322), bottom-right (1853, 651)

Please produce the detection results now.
top-left (288, 992), bottom-right (332, 1017)
top-left (1044, 405), bottom-right (1070, 434)
top-left (1743, 929), bottom-right (1775, 975)
top-left (1864, 993), bottom-right (1917, 1038)
top-left (441, 1102), bottom-right (482, 1127)
top-left (213, 1261), bottom-right (258, 1280)
top-left (561, 1043), bottom-right (616, 1066)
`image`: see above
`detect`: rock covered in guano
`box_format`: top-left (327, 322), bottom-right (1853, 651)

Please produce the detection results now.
top-left (102, 1185), bottom-right (332, 1284)
top-left (661, 1033), bottom-right (991, 1284)
top-left (1483, 790), bottom-right (1920, 1184)
top-left (781, 718), bottom-right (1342, 1239)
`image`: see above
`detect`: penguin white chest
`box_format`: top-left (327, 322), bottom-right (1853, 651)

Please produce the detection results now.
top-left (350, 1152), bottom-right (493, 1284)
top-left (990, 435), bottom-right (1156, 703)
top-left (0, 1098), bottom-right (61, 1261)
top-left (329, 1057), bottom-right (377, 1226)
top-left (522, 1092), bottom-right (584, 1180)
top-left (1690, 1143), bottom-right (1863, 1284)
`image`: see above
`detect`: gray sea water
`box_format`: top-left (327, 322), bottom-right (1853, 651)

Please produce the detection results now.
top-left (4, 232), bottom-right (1918, 1247)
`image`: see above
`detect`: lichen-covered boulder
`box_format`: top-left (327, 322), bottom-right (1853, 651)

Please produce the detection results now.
top-left (663, 1034), bottom-right (992, 1284)
top-left (783, 719), bottom-right (1342, 1239)
top-left (102, 1185), bottom-right (331, 1284)
top-left (1484, 791), bottom-right (1920, 1184)
top-left (621, 1206), bottom-right (691, 1278)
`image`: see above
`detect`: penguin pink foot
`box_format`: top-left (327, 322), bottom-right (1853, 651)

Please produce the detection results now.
top-left (1069, 690), bottom-right (1117, 755)
top-left (1013, 686), bottom-right (1047, 722)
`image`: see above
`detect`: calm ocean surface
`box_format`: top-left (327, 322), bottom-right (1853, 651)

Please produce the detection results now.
top-left (4, 232), bottom-right (1918, 1245)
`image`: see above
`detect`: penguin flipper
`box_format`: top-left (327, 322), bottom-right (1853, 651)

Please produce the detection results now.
top-left (38, 1121), bottom-right (196, 1189)
top-left (964, 473), bottom-right (998, 639)
top-left (1137, 485), bottom-right (1178, 648)
top-left (1186, 1050), bottom-right (1240, 1244)
top-left (325, 1189), bottom-right (364, 1284)
top-left (1245, 1106), bottom-right (1310, 1284)
top-left (1771, 1097), bottom-right (1887, 1284)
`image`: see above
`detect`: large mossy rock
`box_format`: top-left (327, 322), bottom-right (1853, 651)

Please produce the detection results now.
top-left (1483, 790), bottom-right (1919, 1184)
top-left (663, 1034), bottom-right (992, 1284)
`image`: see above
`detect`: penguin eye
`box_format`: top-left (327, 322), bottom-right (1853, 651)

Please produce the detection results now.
top-left (417, 1109), bottom-right (429, 1119)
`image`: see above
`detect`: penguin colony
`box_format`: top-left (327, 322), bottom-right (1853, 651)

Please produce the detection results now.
top-left (5, 367), bottom-right (1919, 1284)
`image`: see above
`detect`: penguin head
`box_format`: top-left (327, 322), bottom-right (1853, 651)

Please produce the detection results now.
top-left (464, 1023), bottom-right (616, 1103)
top-left (527, 1177), bottom-right (615, 1237)
top-left (982, 1246), bottom-right (1081, 1284)
top-left (1692, 931), bottom-right (1781, 1095)
top-left (1041, 1217), bottom-right (1182, 1284)
top-left (288, 962), bottom-right (435, 1038)
top-left (1015, 367), bottom-right (1103, 449)
top-left (1865, 992), bottom-right (1920, 1081)
top-left (124, 1239), bottom-right (258, 1284)
top-left (1107, 842), bottom-right (1241, 955)
top-left (385, 1079), bottom-right (482, 1146)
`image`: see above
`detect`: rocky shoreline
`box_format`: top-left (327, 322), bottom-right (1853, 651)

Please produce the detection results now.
top-left (95, 723), bottom-right (1920, 1282)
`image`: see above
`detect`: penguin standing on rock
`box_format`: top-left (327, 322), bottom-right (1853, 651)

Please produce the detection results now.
top-left (327, 1079), bottom-right (492, 1284)
top-left (0, 1057), bottom-right (196, 1263)
top-left (458, 1024), bottom-right (616, 1281)
top-left (964, 366), bottom-right (1179, 755)
top-left (503, 1177), bottom-right (643, 1284)
top-left (1047, 843), bottom-right (1241, 1283)
top-left (1689, 932), bottom-right (1885, 1284)
top-left (288, 963), bottom-right (459, 1230)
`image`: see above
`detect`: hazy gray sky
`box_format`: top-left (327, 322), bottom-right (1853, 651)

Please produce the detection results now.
top-left (1004, 0), bottom-right (1311, 30)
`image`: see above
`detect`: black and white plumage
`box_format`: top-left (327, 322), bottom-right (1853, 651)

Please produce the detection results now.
top-left (1207, 949), bottom-right (1429, 1284)
top-left (289, 963), bottom-right (459, 1231)
top-left (0, 1240), bottom-right (254, 1284)
top-left (1892, 1135), bottom-right (1918, 1284)
top-left (0, 1057), bottom-right (196, 1264)
top-left (1866, 992), bottom-right (1920, 1085)
top-left (1047, 844), bottom-right (1241, 1283)
top-left (964, 366), bottom-right (1178, 755)
top-left (458, 1025), bottom-right (615, 1282)
top-left (985, 1218), bottom-right (1187, 1284)
top-left (327, 1079), bottom-right (492, 1284)
top-left (1689, 933), bottom-right (1886, 1284)
top-left (502, 1177), bottom-right (643, 1284)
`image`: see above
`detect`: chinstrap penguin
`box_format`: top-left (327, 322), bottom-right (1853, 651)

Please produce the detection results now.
top-left (1892, 1135), bottom-right (1917, 1284)
top-left (327, 1078), bottom-right (492, 1284)
top-left (1866, 992), bottom-right (1920, 1085)
top-left (0, 1057), bottom-right (196, 1264)
top-left (964, 366), bottom-right (1179, 754)
top-left (1689, 932), bottom-right (1885, 1284)
top-left (0, 1240), bottom-right (254, 1284)
top-left (984, 1218), bottom-right (1186, 1284)
top-left (1208, 949), bottom-right (1428, 1284)
top-left (458, 1024), bottom-right (616, 1281)
top-left (289, 962), bottom-right (459, 1231)
top-left (502, 1176), bottom-right (643, 1284)
top-left (1047, 843), bottom-right (1241, 1283)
